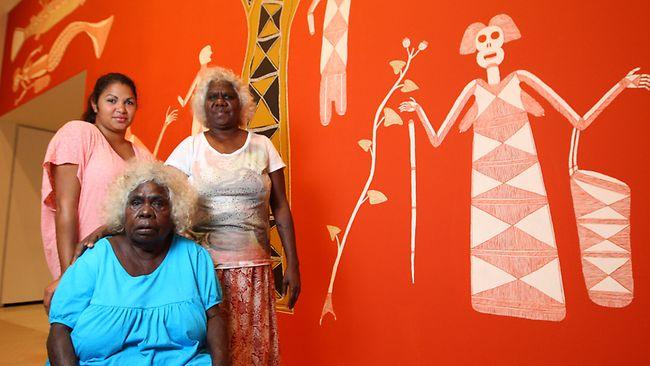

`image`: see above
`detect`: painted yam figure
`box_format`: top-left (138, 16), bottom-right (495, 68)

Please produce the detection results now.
top-left (400, 14), bottom-right (648, 321)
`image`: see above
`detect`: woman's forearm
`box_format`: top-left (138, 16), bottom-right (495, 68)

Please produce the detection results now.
top-left (206, 305), bottom-right (229, 366)
top-left (269, 170), bottom-right (301, 307)
top-left (47, 323), bottom-right (78, 366)
top-left (52, 164), bottom-right (81, 274)
top-left (274, 205), bottom-right (299, 268)
top-left (54, 207), bottom-right (78, 274)
top-left (268, 170), bottom-right (299, 268)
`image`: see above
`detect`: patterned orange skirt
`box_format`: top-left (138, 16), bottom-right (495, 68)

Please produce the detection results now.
top-left (216, 265), bottom-right (280, 366)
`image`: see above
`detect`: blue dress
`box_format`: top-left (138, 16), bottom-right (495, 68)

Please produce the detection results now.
top-left (48, 235), bottom-right (221, 365)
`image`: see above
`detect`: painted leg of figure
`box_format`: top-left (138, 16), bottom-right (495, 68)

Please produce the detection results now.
top-left (323, 72), bottom-right (347, 117)
top-left (319, 75), bottom-right (333, 126)
top-left (320, 71), bottom-right (347, 125)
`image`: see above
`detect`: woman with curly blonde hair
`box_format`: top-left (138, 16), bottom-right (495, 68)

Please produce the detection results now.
top-left (166, 66), bottom-right (300, 366)
top-left (46, 161), bottom-right (228, 366)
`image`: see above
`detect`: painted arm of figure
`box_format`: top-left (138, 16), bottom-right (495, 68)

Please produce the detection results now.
top-left (580, 68), bottom-right (649, 129)
top-left (399, 80), bottom-right (477, 147)
top-left (177, 77), bottom-right (199, 107)
top-left (307, 0), bottom-right (323, 35)
top-left (46, 323), bottom-right (78, 366)
top-left (206, 305), bottom-right (230, 366)
top-left (516, 69), bottom-right (649, 130)
top-left (269, 169), bottom-right (301, 308)
top-left (153, 106), bottom-right (179, 157)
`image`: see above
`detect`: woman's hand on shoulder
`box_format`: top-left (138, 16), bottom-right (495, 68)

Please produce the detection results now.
top-left (43, 278), bottom-right (60, 315)
top-left (71, 225), bottom-right (113, 264)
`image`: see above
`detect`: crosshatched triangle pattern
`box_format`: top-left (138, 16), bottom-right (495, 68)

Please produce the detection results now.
top-left (469, 74), bottom-right (565, 321)
top-left (248, 1), bottom-right (283, 138)
top-left (570, 170), bottom-right (633, 307)
top-left (241, 0), bottom-right (298, 313)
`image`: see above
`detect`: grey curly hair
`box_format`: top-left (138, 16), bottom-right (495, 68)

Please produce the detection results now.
top-left (191, 66), bottom-right (255, 128)
top-left (103, 161), bottom-right (198, 234)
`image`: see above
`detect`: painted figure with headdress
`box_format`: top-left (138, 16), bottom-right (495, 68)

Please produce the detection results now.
top-left (400, 14), bottom-right (648, 321)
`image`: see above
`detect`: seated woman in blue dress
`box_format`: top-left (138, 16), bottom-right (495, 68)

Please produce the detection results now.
top-left (46, 161), bottom-right (228, 366)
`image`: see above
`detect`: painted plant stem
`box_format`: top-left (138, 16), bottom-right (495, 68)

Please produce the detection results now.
top-left (408, 119), bottom-right (417, 284)
top-left (321, 40), bottom-right (426, 324)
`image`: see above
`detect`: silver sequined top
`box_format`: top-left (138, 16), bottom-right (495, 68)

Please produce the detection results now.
top-left (166, 132), bottom-right (285, 268)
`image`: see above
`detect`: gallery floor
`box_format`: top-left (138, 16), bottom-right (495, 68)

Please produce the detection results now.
top-left (0, 303), bottom-right (48, 365)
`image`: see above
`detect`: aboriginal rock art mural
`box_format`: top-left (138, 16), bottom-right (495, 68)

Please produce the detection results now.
top-left (11, 0), bottom-right (85, 61)
top-left (307, 0), bottom-right (350, 126)
top-left (568, 69), bottom-right (649, 308)
top-left (179, 45), bottom-right (213, 136)
top-left (151, 45), bottom-right (215, 158)
top-left (240, 0), bottom-right (299, 313)
top-left (12, 15), bottom-right (114, 105)
top-left (399, 14), bottom-right (648, 321)
top-left (321, 38), bottom-right (427, 324)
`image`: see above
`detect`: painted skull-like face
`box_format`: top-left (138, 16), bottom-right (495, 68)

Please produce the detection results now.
top-left (475, 26), bottom-right (505, 68)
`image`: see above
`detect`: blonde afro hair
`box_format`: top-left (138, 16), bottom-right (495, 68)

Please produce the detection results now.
top-left (103, 161), bottom-right (198, 234)
top-left (191, 66), bottom-right (255, 128)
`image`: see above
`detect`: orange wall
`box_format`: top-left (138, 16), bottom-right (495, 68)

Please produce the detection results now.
top-left (3, 1), bottom-right (650, 364)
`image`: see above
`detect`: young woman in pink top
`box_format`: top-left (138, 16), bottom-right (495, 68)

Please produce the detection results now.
top-left (41, 73), bottom-right (152, 285)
